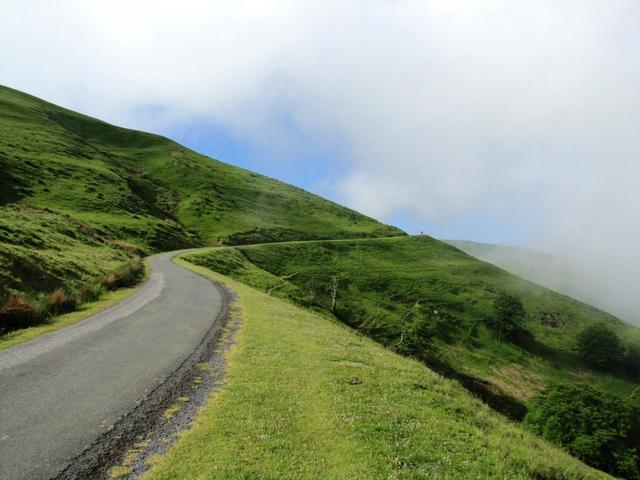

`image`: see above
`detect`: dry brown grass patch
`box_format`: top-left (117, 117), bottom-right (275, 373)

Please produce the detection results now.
top-left (101, 272), bottom-right (120, 290)
top-left (489, 365), bottom-right (546, 402)
top-left (0, 294), bottom-right (43, 331)
top-left (47, 289), bottom-right (77, 315)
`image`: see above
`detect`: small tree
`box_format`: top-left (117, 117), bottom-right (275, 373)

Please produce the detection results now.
top-left (577, 322), bottom-right (624, 370)
top-left (625, 344), bottom-right (640, 378)
top-left (485, 293), bottom-right (525, 340)
top-left (394, 314), bottom-right (435, 357)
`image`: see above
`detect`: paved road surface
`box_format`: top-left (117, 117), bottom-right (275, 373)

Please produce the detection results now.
top-left (0, 251), bottom-right (223, 480)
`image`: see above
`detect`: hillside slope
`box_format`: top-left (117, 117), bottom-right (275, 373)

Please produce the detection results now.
top-left (446, 239), bottom-right (636, 324)
top-left (0, 85), bottom-right (401, 298)
top-left (142, 258), bottom-right (607, 480)
top-left (186, 236), bottom-right (640, 417)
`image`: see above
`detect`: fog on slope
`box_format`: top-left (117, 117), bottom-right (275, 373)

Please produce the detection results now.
top-left (2, 3), bottom-right (639, 322)
top-left (447, 240), bottom-right (640, 325)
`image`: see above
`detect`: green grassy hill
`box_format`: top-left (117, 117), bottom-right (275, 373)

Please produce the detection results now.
top-left (186, 236), bottom-right (640, 417)
top-left (141, 259), bottom-right (608, 480)
top-left (0, 85), bottom-right (401, 299)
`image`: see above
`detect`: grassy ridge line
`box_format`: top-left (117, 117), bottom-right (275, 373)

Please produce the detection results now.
top-left (142, 256), bottom-right (606, 480)
top-left (0, 84), bottom-right (403, 251)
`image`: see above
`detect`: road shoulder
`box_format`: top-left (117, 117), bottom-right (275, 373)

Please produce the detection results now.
top-left (54, 253), bottom-right (236, 480)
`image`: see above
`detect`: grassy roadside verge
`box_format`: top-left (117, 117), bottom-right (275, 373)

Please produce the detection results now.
top-left (142, 257), bottom-right (606, 479)
top-left (0, 260), bottom-right (149, 350)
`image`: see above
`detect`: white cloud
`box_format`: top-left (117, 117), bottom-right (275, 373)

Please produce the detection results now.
top-left (1, 0), bottom-right (640, 321)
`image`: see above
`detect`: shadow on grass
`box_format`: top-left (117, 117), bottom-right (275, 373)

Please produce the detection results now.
top-left (421, 353), bottom-right (527, 421)
top-left (510, 331), bottom-right (640, 395)
top-left (0, 175), bottom-right (29, 205)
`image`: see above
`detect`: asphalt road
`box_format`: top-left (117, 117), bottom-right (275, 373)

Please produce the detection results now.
top-left (0, 251), bottom-right (224, 480)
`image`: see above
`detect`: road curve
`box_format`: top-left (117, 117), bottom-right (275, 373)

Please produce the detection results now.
top-left (0, 251), bottom-right (224, 480)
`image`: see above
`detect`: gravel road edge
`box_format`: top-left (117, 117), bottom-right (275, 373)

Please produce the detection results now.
top-left (52, 260), bottom-right (236, 480)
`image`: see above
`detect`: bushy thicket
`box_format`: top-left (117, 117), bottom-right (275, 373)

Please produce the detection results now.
top-left (484, 293), bottom-right (526, 340)
top-left (625, 344), bottom-right (640, 378)
top-left (525, 383), bottom-right (640, 479)
top-left (46, 289), bottom-right (77, 315)
top-left (577, 322), bottom-right (625, 370)
top-left (393, 315), bottom-right (439, 356)
top-left (0, 294), bottom-right (45, 332)
top-left (78, 283), bottom-right (103, 303)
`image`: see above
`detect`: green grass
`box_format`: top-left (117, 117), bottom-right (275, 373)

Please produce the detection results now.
top-left (0, 205), bottom-right (133, 297)
top-left (3, 84), bottom-right (636, 477)
top-left (142, 258), bottom-right (607, 480)
top-left (0, 85), bottom-right (401, 250)
top-left (185, 236), bottom-right (640, 413)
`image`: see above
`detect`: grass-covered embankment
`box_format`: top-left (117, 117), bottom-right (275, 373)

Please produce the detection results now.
top-left (186, 237), bottom-right (640, 412)
top-left (0, 283), bottom-right (141, 350)
top-left (142, 257), bottom-right (606, 479)
top-left (0, 210), bottom-right (146, 337)
top-left (0, 204), bottom-right (138, 298)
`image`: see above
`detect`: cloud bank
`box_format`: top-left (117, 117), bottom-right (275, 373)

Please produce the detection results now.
top-left (1, 0), bottom-right (639, 322)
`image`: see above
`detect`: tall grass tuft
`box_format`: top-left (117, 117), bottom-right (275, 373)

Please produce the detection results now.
top-left (101, 256), bottom-right (144, 290)
top-left (78, 284), bottom-right (103, 303)
top-left (101, 272), bottom-right (120, 290)
top-left (0, 294), bottom-right (45, 332)
top-left (46, 289), bottom-right (77, 315)
top-left (109, 239), bottom-right (144, 256)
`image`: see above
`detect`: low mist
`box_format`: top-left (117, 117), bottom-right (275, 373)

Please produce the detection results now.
top-left (450, 240), bottom-right (640, 324)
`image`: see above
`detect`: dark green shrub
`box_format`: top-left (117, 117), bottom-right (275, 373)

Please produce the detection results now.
top-left (46, 289), bottom-right (77, 315)
top-left (78, 283), bottom-right (102, 303)
top-left (394, 315), bottom-right (434, 356)
top-left (525, 383), bottom-right (640, 479)
top-left (0, 294), bottom-right (45, 332)
top-left (577, 322), bottom-right (624, 370)
top-left (484, 293), bottom-right (525, 340)
top-left (625, 344), bottom-right (640, 378)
